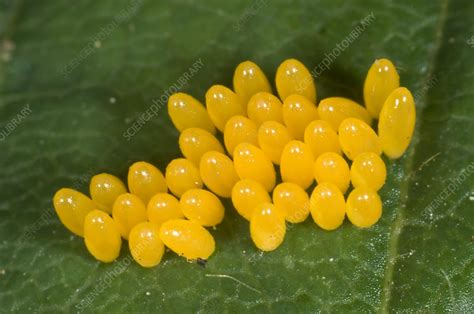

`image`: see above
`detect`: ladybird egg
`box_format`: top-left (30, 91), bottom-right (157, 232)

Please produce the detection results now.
top-left (233, 143), bottom-right (276, 192)
top-left (247, 92), bottom-right (284, 126)
top-left (351, 152), bottom-right (386, 191)
top-left (339, 118), bottom-right (381, 160)
top-left (280, 140), bottom-right (314, 189)
top-left (318, 97), bottom-right (372, 130)
top-left (257, 121), bottom-right (293, 165)
top-left (250, 202), bottom-right (286, 252)
top-left (179, 127), bottom-right (224, 166)
top-left (304, 120), bottom-right (342, 159)
top-left (89, 173), bottom-right (127, 214)
top-left (168, 93), bottom-right (215, 134)
top-left (310, 182), bottom-right (346, 230)
top-left (205, 85), bottom-right (245, 132)
top-left (233, 60), bottom-right (272, 106)
top-left (224, 115), bottom-right (258, 156)
top-left (363, 58), bottom-right (400, 118)
top-left (129, 222), bottom-right (164, 268)
top-left (378, 87), bottom-right (416, 159)
top-left (53, 188), bottom-right (97, 237)
top-left (128, 161), bottom-right (167, 204)
top-left (275, 58), bottom-right (316, 103)
top-left (346, 187), bottom-right (382, 228)
top-left (313, 152), bottom-right (350, 194)
top-left (272, 182), bottom-right (310, 223)
top-left (84, 210), bottom-right (122, 263)
top-left (231, 179), bottom-right (271, 221)
top-left (180, 189), bottom-right (225, 227)
top-left (165, 158), bottom-right (203, 197)
top-left (159, 219), bottom-right (215, 260)
top-left (282, 94), bottom-right (319, 140)
top-left (112, 193), bottom-right (147, 239)
top-left (147, 193), bottom-right (184, 227)
top-left (199, 151), bottom-right (239, 197)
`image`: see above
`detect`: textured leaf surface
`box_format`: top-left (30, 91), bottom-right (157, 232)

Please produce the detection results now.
top-left (0, 0), bottom-right (473, 312)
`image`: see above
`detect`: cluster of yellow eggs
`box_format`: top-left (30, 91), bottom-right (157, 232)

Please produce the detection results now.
top-left (53, 58), bottom-right (415, 267)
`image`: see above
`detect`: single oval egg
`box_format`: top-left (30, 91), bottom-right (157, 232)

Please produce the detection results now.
top-left (168, 92), bottom-right (215, 134)
top-left (282, 94), bottom-right (319, 140)
top-left (147, 193), bottom-right (184, 228)
top-left (159, 219), bottom-right (215, 260)
top-left (231, 179), bottom-right (271, 221)
top-left (165, 158), bottom-right (203, 197)
top-left (318, 97), bottom-right (372, 130)
top-left (378, 87), bottom-right (416, 159)
top-left (250, 202), bottom-right (286, 252)
top-left (363, 58), bottom-right (400, 119)
top-left (84, 210), bottom-right (122, 263)
top-left (53, 188), bottom-right (97, 237)
top-left (205, 85), bottom-right (245, 132)
top-left (233, 143), bottom-right (276, 192)
top-left (338, 118), bottom-right (381, 160)
top-left (233, 60), bottom-right (272, 106)
top-left (273, 182), bottom-right (310, 223)
top-left (280, 140), bottom-right (314, 189)
top-left (310, 183), bottom-right (346, 231)
top-left (247, 92), bottom-right (283, 126)
top-left (224, 115), bottom-right (258, 156)
top-left (257, 121), bottom-right (293, 165)
top-left (199, 151), bottom-right (239, 198)
top-left (129, 222), bottom-right (165, 268)
top-left (112, 193), bottom-right (148, 240)
top-left (180, 188), bottom-right (225, 227)
top-left (128, 161), bottom-right (167, 204)
top-left (179, 127), bottom-right (224, 166)
top-left (275, 58), bottom-right (316, 103)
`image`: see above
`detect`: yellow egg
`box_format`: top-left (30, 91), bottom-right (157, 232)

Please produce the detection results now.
top-left (199, 151), bottom-right (239, 197)
top-left (129, 222), bottom-right (164, 268)
top-left (313, 152), bottom-right (350, 194)
top-left (310, 183), bottom-right (346, 231)
top-left (378, 87), bottom-right (416, 159)
top-left (223, 115), bottom-right (258, 156)
top-left (205, 85), bottom-right (245, 132)
top-left (351, 152), bottom-right (386, 191)
top-left (180, 189), bottom-right (225, 227)
top-left (257, 121), bottom-right (293, 165)
top-left (89, 173), bottom-right (127, 214)
top-left (280, 140), bottom-right (314, 189)
top-left (128, 161), bottom-right (167, 204)
top-left (179, 127), bottom-right (224, 166)
top-left (84, 210), bottom-right (122, 263)
top-left (53, 188), bottom-right (97, 237)
top-left (275, 58), bottom-right (316, 103)
top-left (272, 182), bottom-right (310, 223)
top-left (231, 179), bottom-right (271, 221)
top-left (250, 202), bottom-right (286, 252)
top-left (304, 120), bottom-right (342, 159)
top-left (159, 219), bottom-right (215, 260)
top-left (233, 60), bottom-right (272, 106)
top-left (282, 94), bottom-right (319, 140)
top-left (363, 58), bottom-right (400, 118)
top-left (168, 93), bottom-right (215, 134)
top-left (112, 193), bottom-right (148, 240)
top-left (318, 97), bottom-right (372, 130)
top-left (165, 158), bottom-right (203, 197)
top-left (346, 187), bottom-right (382, 228)
top-left (338, 118), bottom-right (381, 160)
top-left (233, 143), bottom-right (276, 192)
top-left (147, 193), bottom-right (184, 228)
top-left (247, 92), bottom-right (284, 126)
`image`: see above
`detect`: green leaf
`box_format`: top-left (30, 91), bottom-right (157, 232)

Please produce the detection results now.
top-left (1, 0), bottom-right (473, 312)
